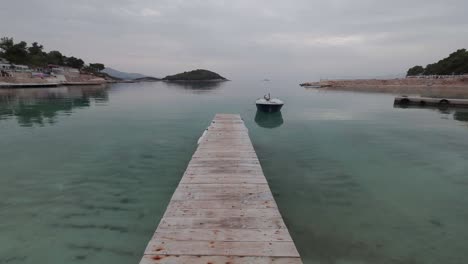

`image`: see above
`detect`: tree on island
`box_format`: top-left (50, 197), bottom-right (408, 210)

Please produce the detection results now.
top-left (407, 49), bottom-right (468, 76)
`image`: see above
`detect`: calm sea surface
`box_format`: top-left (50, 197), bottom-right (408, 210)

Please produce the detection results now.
top-left (1, 80), bottom-right (468, 264)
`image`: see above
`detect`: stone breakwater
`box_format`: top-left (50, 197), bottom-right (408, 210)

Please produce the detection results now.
top-left (300, 77), bottom-right (468, 98)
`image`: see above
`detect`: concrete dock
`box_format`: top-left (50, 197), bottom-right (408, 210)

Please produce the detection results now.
top-left (139, 114), bottom-right (302, 264)
top-left (394, 96), bottom-right (468, 107)
top-left (0, 82), bottom-right (106, 88)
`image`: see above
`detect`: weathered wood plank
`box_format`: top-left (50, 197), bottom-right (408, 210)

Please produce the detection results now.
top-left (175, 183), bottom-right (271, 191)
top-left (153, 228), bottom-right (292, 242)
top-left (158, 217), bottom-right (286, 229)
top-left (180, 176), bottom-right (268, 184)
top-left (184, 168), bottom-right (264, 175)
top-left (194, 150), bottom-right (256, 154)
top-left (162, 208), bottom-right (281, 218)
top-left (139, 114), bottom-right (302, 263)
top-left (166, 200), bottom-right (278, 210)
top-left (189, 160), bottom-right (260, 165)
top-left (145, 241), bottom-right (300, 257)
top-left (170, 190), bottom-right (274, 201)
top-left (192, 155), bottom-right (258, 159)
top-left (141, 256), bottom-right (302, 264)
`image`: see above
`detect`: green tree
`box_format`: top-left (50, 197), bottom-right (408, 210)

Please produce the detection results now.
top-left (28, 42), bottom-right (44, 56)
top-left (64, 56), bottom-right (84, 69)
top-left (7, 41), bottom-right (28, 64)
top-left (46, 51), bottom-right (64, 65)
top-left (407, 65), bottom-right (424, 76)
top-left (0, 36), bottom-right (99, 70)
top-left (407, 49), bottom-right (468, 76)
top-left (0, 37), bottom-right (14, 55)
top-left (89, 63), bottom-right (105, 72)
top-left (0, 38), bottom-right (29, 64)
top-left (28, 42), bottom-right (47, 67)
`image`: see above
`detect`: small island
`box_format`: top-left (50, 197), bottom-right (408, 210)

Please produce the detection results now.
top-left (162, 69), bottom-right (227, 81)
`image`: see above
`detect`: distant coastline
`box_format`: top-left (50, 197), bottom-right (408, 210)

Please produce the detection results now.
top-left (301, 48), bottom-right (468, 97)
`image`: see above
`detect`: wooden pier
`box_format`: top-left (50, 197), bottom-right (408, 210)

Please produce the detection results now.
top-left (394, 96), bottom-right (468, 108)
top-left (139, 114), bottom-right (302, 264)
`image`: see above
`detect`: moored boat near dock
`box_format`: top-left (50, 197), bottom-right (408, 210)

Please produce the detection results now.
top-left (256, 94), bottom-right (284, 113)
top-left (139, 114), bottom-right (302, 264)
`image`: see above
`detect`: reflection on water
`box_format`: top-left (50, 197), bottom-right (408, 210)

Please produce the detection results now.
top-left (254, 111), bottom-right (284, 128)
top-left (394, 104), bottom-right (468, 124)
top-left (454, 110), bottom-right (468, 122)
top-left (0, 85), bottom-right (109, 127)
top-left (163, 81), bottom-right (224, 93)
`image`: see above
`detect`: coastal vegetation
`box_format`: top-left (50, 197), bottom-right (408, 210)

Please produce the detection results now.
top-left (163, 69), bottom-right (226, 81)
top-left (407, 49), bottom-right (468, 76)
top-left (0, 37), bottom-right (105, 73)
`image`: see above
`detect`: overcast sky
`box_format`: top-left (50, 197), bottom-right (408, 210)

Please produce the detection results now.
top-left (1, 0), bottom-right (467, 80)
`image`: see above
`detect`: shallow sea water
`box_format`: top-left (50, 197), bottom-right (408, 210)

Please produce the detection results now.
top-left (0, 80), bottom-right (467, 264)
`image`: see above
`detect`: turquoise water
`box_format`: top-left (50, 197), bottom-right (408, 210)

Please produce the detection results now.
top-left (1, 81), bottom-right (468, 264)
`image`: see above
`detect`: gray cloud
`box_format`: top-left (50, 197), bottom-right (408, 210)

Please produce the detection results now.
top-left (1, 0), bottom-right (467, 80)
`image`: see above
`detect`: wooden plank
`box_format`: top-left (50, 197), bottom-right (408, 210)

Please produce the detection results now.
top-left (188, 161), bottom-right (261, 167)
top-left (166, 200), bottom-right (278, 209)
top-left (191, 157), bottom-right (259, 161)
top-left (180, 176), bottom-right (268, 184)
top-left (194, 150), bottom-right (256, 154)
top-left (184, 168), bottom-right (264, 175)
top-left (139, 114), bottom-right (302, 263)
top-left (170, 190), bottom-right (274, 201)
top-left (153, 228), bottom-right (292, 242)
top-left (192, 154), bottom-right (258, 159)
top-left (144, 241), bottom-right (300, 257)
top-left (158, 217), bottom-right (286, 229)
top-left (162, 208), bottom-right (281, 218)
top-left (141, 255), bottom-right (303, 264)
top-left (174, 183), bottom-right (271, 191)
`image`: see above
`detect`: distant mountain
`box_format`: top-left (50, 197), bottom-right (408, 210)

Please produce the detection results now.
top-left (134, 76), bottom-right (161, 82)
top-left (163, 69), bottom-right (227, 81)
top-left (102, 67), bottom-right (150, 80)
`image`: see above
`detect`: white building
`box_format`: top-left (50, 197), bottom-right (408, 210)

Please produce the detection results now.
top-left (0, 63), bottom-right (11, 71)
top-left (51, 66), bottom-right (79, 77)
top-left (13, 65), bottom-right (31, 72)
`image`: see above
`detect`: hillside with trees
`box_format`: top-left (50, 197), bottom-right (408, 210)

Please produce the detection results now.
top-left (163, 69), bottom-right (226, 81)
top-left (0, 37), bottom-right (105, 73)
top-left (407, 49), bottom-right (468, 76)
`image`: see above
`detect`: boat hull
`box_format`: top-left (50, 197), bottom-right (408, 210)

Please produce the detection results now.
top-left (256, 103), bottom-right (283, 113)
